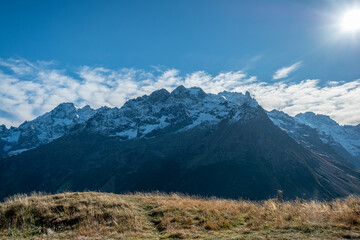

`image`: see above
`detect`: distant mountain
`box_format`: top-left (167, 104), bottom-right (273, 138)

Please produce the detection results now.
top-left (1, 86), bottom-right (360, 200)
top-left (268, 110), bottom-right (360, 168)
top-left (0, 103), bottom-right (96, 157)
top-left (296, 112), bottom-right (360, 160)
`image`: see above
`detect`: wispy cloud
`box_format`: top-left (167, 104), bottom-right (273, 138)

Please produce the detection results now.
top-left (241, 55), bottom-right (263, 71)
top-left (0, 58), bottom-right (359, 127)
top-left (273, 61), bottom-right (302, 80)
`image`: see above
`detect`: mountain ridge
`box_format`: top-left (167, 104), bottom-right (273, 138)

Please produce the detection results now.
top-left (1, 86), bottom-right (360, 200)
top-left (1, 86), bottom-right (259, 156)
top-left (1, 86), bottom-right (359, 168)
top-left (0, 103), bottom-right (96, 157)
top-left (268, 109), bottom-right (360, 168)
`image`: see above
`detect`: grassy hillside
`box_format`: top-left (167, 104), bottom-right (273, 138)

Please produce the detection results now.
top-left (1, 192), bottom-right (360, 239)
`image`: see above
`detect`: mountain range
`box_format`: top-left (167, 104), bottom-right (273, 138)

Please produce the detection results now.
top-left (1, 86), bottom-right (360, 200)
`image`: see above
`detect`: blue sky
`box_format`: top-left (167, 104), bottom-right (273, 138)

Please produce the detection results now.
top-left (0, 0), bottom-right (360, 126)
top-left (1, 0), bottom-right (359, 80)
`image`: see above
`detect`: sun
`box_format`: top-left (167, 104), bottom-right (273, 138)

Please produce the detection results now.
top-left (340, 9), bottom-right (360, 32)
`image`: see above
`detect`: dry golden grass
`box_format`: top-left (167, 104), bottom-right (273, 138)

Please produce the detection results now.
top-left (1, 191), bottom-right (360, 239)
top-left (0, 192), bottom-right (149, 239)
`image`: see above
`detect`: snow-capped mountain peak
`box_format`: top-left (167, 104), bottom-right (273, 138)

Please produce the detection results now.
top-left (0, 103), bottom-right (96, 157)
top-left (0, 124), bottom-right (8, 134)
top-left (295, 112), bottom-right (338, 127)
top-left (3, 85), bottom-right (359, 170)
top-left (268, 110), bottom-right (360, 167)
top-left (294, 112), bottom-right (360, 159)
top-left (1, 86), bottom-right (261, 157)
top-left (84, 86), bottom-right (261, 140)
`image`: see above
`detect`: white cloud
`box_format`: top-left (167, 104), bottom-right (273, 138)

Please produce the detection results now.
top-left (0, 58), bottom-right (359, 127)
top-left (273, 61), bottom-right (302, 80)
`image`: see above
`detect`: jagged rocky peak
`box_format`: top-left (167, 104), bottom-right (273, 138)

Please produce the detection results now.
top-left (50, 103), bottom-right (95, 121)
top-left (51, 102), bottom-right (78, 119)
top-left (77, 105), bottom-right (95, 119)
top-left (267, 110), bottom-right (302, 131)
top-left (268, 109), bottom-right (288, 119)
top-left (295, 112), bottom-right (339, 127)
top-left (1, 102), bottom-right (97, 157)
top-left (16, 102), bottom-right (94, 130)
top-left (123, 86), bottom-right (207, 108)
top-left (0, 124), bottom-right (8, 133)
top-left (0, 86), bottom-right (266, 157)
top-left (97, 106), bottom-right (112, 112)
top-left (171, 85), bottom-right (188, 97)
top-left (268, 110), bottom-right (294, 120)
top-left (0, 124), bottom-right (9, 138)
top-left (148, 89), bottom-right (171, 103)
top-left (83, 86), bottom-right (265, 141)
top-left (124, 86), bottom-right (256, 109)
top-left (80, 104), bottom-right (92, 111)
top-left (170, 85), bottom-right (206, 100)
top-left (188, 87), bottom-right (207, 99)
top-left (269, 109), bottom-right (283, 115)
top-left (218, 90), bottom-right (258, 108)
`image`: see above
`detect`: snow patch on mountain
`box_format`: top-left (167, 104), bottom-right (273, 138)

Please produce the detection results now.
top-left (1, 103), bottom-right (96, 157)
top-left (85, 86), bottom-right (259, 139)
top-left (268, 109), bottom-right (360, 168)
top-left (0, 86), bottom-right (260, 157)
top-left (3, 84), bottom-right (359, 167)
top-left (295, 112), bottom-right (360, 158)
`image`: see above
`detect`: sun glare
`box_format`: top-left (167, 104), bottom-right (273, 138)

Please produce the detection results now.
top-left (340, 9), bottom-right (360, 32)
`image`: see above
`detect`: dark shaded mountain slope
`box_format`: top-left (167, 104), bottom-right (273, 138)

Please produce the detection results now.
top-left (1, 102), bottom-right (360, 200)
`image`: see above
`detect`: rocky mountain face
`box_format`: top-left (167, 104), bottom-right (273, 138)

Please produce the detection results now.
top-left (296, 112), bottom-right (360, 160)
top-left (84, 86), bottom-right (259, 139)
top-left (268, 110), bottom-right (360, 168)
top-left (0, 103), bottom-right (96, 157)
top-left (1, 86), bottom-right (360, 200)
top-left (1, 86), bottom-right (259, 156)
